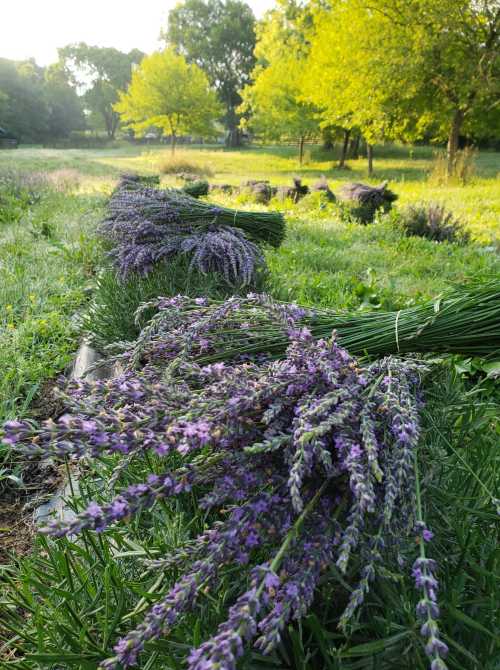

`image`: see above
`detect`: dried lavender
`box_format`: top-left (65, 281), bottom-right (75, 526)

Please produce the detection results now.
top-left (2, 308), bottom-right (437, 669)
top-left (101, 182), bottom-right (267, 285)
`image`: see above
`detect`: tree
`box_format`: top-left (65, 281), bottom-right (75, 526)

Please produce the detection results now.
top-left (306, 0), bottom-right (500, 176)
top-left (163, 0), bottom-right (256, 146)
top-left (0, 58), bottom-right (49, 142)
top-left (44, 64), bottom-right (85, 139)
top-left (305, 2), bottom-right (418, 175)
top-left (239, 0), bottom-right (320, 163)
top-left (0, 58), bottom-right (85, 144)
top-left (59, 44), bottom-right (144, 139)
top-left (114, 49), bottom-right (222, 153)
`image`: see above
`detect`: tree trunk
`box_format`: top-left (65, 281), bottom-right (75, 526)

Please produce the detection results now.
top-left (226, 129), bottom-right (241, 147)
top-left (299, 135), bottom-right (305, 165)
top-left (367, 143), bottom-right (374, 175)
top-left (349, 134), bottom-right (360, 159)
top-left (447, 109), bottom-right (464, 177)
top-left (338, 129), bottom-right (350, 168)
top-left (225, 104), bottom-right (242, 147)
top-left (322, 126), bottom-right (334, 150)
top-left (171, 132), bottom-right (177, 155)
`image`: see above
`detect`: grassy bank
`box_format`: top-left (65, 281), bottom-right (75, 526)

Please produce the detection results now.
top-left (0, 171), bottom-right (105, 491)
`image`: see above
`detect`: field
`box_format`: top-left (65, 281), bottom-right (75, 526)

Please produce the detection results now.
top-left (0, 143), bottom-right (499, 669)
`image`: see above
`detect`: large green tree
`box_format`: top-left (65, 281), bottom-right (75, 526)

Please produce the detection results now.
top-left (163, 0), bottom-right (256, 145)
top-left (44, 64), bottom-right (85, 139)
top-left (306, 0), bottom-right (500, 175)
top-left (115, 49), bottom-right (221, 153)
top-left (239, 0), bottom-right (320, 163)
top-left (0, 58), bottom-right (49, 142)
top-left (59, 44), bottom-right (144, 139)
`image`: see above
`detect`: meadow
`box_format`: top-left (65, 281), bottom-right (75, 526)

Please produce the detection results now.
top-left (0, 142), bottom-right (499, 669)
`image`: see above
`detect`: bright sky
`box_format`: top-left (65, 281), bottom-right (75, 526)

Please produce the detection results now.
top-left (1, 0), bottom-right (275, 66)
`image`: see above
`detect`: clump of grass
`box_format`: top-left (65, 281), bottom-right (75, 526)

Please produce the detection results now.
top-left (398, 203), bottom-right (470, 244)
top-left (428, 147), bottom-right (477, 186)
top-left (46, 168), bottom-right (81, 192)
top-left (0, 169), bottom-right (51, 225)
top-left (157, 153), bottom-right (214, 177)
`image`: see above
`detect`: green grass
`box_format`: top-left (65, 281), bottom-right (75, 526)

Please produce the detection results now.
top-left (0, 177), bottom-right (105, 489)
top-left (0, 142), bottom-right (498, 669)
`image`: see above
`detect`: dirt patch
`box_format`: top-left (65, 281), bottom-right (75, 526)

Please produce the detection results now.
top-left (0, 379), bottom-right (65, 561)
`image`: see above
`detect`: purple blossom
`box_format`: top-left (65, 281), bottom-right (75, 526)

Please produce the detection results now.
top-left (2, 304), bottom-right (431, 669)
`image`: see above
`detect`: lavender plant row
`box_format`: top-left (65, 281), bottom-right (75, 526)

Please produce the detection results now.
top-left (3, 303), bottom-right (448, 670)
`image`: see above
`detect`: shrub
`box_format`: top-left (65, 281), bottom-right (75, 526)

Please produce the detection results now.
top-left (0, 170), bottom-right (50, 225)
top-left (398, 203), bottom-right (470, 244)
top-left (157, 153), bottom-right (214, 177)
top-left (428, 147), bottom-right (477, 186)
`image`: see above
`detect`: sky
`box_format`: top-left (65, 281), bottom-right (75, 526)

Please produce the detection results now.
top-left (1, 0), bottom-right (275, 66)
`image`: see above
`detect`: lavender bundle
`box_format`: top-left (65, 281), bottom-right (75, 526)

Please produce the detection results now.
top-left (113, 280), bottom-right (500, 365)
top-left (105, 187), bottom-right (285, 248)
top-left (338, 181), bottom-right (397, 223)
top-left (3, 319), bottom-right (447, 670)
top-left (103, 220), bottom-right (265, 286)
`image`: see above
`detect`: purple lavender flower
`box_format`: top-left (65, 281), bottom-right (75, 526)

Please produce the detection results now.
top-left (3, 303), bottom-right (430, 669)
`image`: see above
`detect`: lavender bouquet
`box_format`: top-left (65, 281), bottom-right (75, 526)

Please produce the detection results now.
top-left (105, 186), bottom-right (285, 248)
top-left (4, 304), bottom-right (448, 670)
top-left (107, 280), bottom-right (500, 364)
top-left (104, 220), bottom-right (266, 286)
top-left (101, 180), bottom-right (270, 286)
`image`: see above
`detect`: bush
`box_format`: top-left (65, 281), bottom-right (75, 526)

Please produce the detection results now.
top-left (157, 153), bottom-right (214, 177)
top-left (398, 203), bottom-right (470, 244)
top-left (0, 170), bottom-right (51, 225)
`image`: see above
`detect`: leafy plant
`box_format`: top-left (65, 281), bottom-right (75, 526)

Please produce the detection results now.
top-left (398, 203), bottom-right (470, 244)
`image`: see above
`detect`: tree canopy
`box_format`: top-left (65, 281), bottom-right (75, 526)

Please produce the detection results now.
top-left (305, 0), bottom-right (500, 174)
top-left (0, 58), bottom-right (84, 143)
top-left (239, 0), bottom-right (319, 162)
top-left (59, 43), bottom-right (144, 139)
top-left (114, 49), bottom-right (222, 153)
top-left (163, 0), bottom-right (256, 145)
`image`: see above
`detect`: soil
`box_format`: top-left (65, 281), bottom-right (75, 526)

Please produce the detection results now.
top-left (0, 378), bottom-right (66, 562)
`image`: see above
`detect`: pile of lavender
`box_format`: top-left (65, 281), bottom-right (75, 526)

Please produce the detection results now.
top-left (3, 299), bottom-right (448, 670)
top-left (339, 180), bottom-right (398, 223)
top-left (100, 178), bottom-right (282, 286)
top-left (112, 281), bottom-right (500, 364)
top-left (105, 184), bottom-right (285, 247)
